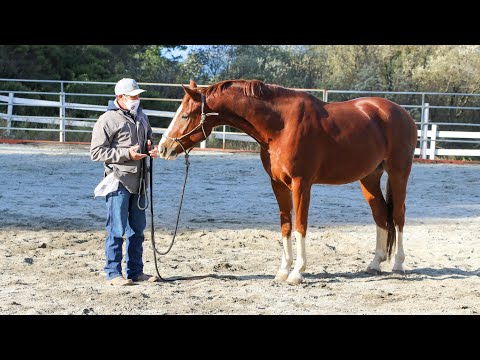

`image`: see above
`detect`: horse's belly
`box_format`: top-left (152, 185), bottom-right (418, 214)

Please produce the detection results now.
top-left (313, 153), bottom-right (384, 185)
top-left (314, 171), bottom-right (372, 185)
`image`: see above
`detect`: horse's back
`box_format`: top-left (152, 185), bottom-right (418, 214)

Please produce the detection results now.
top-left (327, 97), bottom-right (412, 123)
top-left (294, 96), bottom-right (417, 183)
top-left (356, 97), bottom-right (417, 151)
top-left (324, 96), bottom-right (417, 148)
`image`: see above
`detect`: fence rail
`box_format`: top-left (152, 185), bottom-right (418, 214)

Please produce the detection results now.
top-left (1, 78), bottom-right (480, 159)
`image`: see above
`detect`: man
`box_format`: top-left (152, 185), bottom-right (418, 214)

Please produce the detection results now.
top-left (90, 78), bottom-right (159, 286)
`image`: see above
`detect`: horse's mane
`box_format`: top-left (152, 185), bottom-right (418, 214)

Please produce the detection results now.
top-left (201, 79), bottom-right (296, 100)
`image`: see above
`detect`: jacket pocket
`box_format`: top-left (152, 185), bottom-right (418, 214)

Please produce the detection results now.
top-left (114, 163), bottom-right (138, 174)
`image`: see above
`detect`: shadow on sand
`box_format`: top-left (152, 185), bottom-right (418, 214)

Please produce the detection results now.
top-left (156, 273), bottom-right (274, 282)
top-left (306, 267), bottom-right (479, 283)
top-left (156, 267), bottom-right (479, 283)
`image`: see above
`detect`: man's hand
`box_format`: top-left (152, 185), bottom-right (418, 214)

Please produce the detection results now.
top-left (147, 139), bottom-right (158, 159)
top-left (128, 145), bottom-right (147, 160)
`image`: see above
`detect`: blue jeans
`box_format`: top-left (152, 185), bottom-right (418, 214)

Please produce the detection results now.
top-left (104, 182), bottom-right (146, 280)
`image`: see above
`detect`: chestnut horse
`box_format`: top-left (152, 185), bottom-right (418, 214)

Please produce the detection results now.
top-left (159, 79), bottom-right (417, 284)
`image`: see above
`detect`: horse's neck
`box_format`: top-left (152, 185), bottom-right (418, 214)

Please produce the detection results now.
top-left (223, 116), bottom-right (267, 146)
top-left (215, 96), bottom-right (275, 146)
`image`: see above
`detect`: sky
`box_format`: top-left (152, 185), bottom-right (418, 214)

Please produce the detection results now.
top-left (161, 46), bottom-right (192, 61)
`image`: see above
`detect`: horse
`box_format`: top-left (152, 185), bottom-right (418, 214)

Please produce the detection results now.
top-left (158, 79), bottom-right (418, 284)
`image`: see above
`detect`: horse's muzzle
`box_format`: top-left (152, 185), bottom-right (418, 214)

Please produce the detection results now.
top-left (159, 145), bottom-right (177, 160)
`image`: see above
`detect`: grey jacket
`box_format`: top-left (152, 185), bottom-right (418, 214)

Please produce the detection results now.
top-left (90, 100), bottom-right (153, 194)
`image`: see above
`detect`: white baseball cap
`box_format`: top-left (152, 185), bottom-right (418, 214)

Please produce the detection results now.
top-left (114, 78), bottom-right (146, 96)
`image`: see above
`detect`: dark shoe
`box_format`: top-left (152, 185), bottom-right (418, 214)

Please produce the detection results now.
top-left (132, 273), bottom-right (158, 282)
top-left (109, 276), bottom-right (134, 286)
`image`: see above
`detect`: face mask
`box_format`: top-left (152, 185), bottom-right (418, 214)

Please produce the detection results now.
top-left (124, 97), bottom-right (140, 113)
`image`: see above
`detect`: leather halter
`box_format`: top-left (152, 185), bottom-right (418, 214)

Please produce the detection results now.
top-left (164, 93), bottom-right (219, 154)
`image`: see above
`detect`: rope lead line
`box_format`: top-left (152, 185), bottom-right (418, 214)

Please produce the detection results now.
top-left (149, 94), bottom-right (217, 281)
top-left (149, 152), bottom-right (190, 281)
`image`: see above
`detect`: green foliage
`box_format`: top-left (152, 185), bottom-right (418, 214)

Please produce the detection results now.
top-left (3, 44), bottom-right (480, 96)
top-left (0, 45), bottom-right (186, 138)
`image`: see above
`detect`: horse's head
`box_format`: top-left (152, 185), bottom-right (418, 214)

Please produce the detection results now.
top-left (159, 80), bottom-right (218, 160)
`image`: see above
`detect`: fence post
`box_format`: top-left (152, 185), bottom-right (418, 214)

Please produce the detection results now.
top-left (59, 82), bottom-right (66, 142)
top-left (421, 102), bottom-right (430, 159)
top-left (324, 90), bottom-right (329, 102)
top-left (419, 94), bottom-right (425, 158)
top-left (6, 92), bottom-right (14, 136)
top-left (428, 124), bottom-right (437, 160)
top-left (222, 125), bottom-right (226, 150)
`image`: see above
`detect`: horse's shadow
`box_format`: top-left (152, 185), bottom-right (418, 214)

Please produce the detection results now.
top-left (401, 267), bottom-right (479, 280)
top-left (160, 268), bottom-right (479, 283)
top-left (306, 267), bottom-right (480, 283)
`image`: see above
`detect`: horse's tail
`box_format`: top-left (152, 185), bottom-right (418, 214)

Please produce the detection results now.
top-left (386, 179), bottom-right (396, 261)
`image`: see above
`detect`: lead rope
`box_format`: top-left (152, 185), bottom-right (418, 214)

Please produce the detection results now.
top-left (150, 148), bottom-right (191, 281)
top-left (137, 157), bottom-right (149, 210)
top-left (149, 94), bottom-right (218, 281)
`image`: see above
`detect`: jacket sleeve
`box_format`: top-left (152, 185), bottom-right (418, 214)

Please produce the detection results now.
top-left (90, 115), bottom-right (131, 164)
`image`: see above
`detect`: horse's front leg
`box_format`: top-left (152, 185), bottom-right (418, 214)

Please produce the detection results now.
top-left (270, 179), bottom-right (293, 282)
top-left (287, 178), bottom-right (312, 285)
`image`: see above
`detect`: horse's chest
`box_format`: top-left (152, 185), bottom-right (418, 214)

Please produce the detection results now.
top-left (264, 150), bottom-right (295, 185)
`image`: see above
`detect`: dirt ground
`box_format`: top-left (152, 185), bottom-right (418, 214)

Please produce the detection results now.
top-left (0, 143), bottom-right (478, 314)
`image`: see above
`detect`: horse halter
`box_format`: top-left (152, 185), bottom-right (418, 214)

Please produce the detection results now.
top-left (164, 93), bottom-right (219, 154)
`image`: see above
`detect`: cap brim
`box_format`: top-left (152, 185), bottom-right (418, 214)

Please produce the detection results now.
top-left (124, 89), bottom-right (146, 96)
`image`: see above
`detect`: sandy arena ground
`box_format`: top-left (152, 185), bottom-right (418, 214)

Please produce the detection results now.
top-left (0, 142), bottom-right (479, 314)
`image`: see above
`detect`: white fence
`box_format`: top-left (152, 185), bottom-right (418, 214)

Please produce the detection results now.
top-left (1, 78), bottom-right (480, 159)
top-left (0, 93), bottom-right (238, 150)
top-left (414, 102), bottom-right (480, 159)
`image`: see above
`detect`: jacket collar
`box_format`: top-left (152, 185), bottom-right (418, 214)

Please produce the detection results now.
top-left (107, 99), bottom-right (144, 123)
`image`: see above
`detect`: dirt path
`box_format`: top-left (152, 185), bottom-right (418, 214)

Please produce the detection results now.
top-left (0, 143), bottom-right (478, 314)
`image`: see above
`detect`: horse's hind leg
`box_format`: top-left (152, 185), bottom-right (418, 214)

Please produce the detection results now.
top-left (359, 165), bottom-right (389, 274)
top-left (287, 177), bottom-right (311, 285)
top-left (384, 166), bottom-right (411, 274)
top-left (270, 179), bottom-right (293, 282)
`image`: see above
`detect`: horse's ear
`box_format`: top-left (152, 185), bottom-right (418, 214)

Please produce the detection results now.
top-left (189, 79), bottom-right (198, 89)
top-left (182, 84), bottom-right (201, 102)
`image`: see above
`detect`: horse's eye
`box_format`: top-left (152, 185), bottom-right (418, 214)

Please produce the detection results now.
top-left (181, 114), bottom-right (188, 120)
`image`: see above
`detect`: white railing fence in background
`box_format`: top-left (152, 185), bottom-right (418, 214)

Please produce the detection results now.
top-left (415, 103), bottom-right (480, 159)
top-left (1, 79), bottom-right (480, 159)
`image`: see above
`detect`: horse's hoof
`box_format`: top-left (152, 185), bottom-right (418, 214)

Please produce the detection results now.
top-left (286, 273), bottom-right (304, 285)
top-left (274, 271), bottom-right (289, 282)
top-left (366, 266), bottom-right (381, 275)
top-left (392, 268), bottom-right (406, 275)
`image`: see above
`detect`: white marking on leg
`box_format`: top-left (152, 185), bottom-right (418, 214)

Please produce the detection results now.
top-left (274, 236), bottom-right (292, 282)
top-left (366, 225), bottom-right (387, 273)
top-left (392, 227), bottom-right (405, 273)
top-left (287, 231), bottom-right (306, 284)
